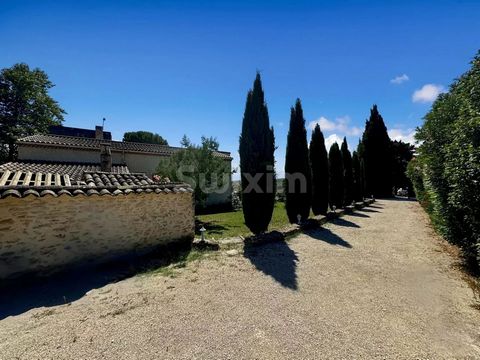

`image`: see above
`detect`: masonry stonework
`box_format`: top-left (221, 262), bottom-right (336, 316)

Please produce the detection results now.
top-left (0, 192), bottom-right (194, 279)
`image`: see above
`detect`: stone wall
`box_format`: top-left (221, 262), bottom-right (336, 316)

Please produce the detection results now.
top-left (0, 192), bottom-right (194, 279)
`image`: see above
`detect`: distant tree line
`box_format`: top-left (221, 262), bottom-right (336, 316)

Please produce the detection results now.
top-left (239, 73), bottom-right (414, 234)
top-left (123, 131), bottom-right (168, 145)
top-left (407, 52), bottom-right (480, 273)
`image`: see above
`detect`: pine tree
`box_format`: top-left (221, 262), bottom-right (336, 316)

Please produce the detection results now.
top-left (361, 105), bottom-right (393, 197)
top-left (328, 142), bottom-right (344, 209)
top-left (285, 99), bottom-right (311, 223)
top-left (309, 124), bottom-right (329, 215)
top-left (352, 151), bottom-right (362, 202)
top-left (341, 137), bottom-right (354, 205)
top-left (239, 73), bottom-right (276, 234)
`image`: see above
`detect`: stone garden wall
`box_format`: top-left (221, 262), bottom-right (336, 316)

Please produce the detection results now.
top-left (0, 192), bottom-right (194, 279)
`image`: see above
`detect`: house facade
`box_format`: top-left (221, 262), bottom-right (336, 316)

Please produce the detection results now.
top-left (10, 125), bottom-right (233, 207)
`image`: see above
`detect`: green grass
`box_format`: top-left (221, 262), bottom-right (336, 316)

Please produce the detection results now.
top-left (141, 249), bottom-right (208, 278)
top-left (196, 202), bottom-right (291, 239)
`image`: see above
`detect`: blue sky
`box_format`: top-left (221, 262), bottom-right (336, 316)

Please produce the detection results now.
top-left (1, 0), bottom-right (479, 179)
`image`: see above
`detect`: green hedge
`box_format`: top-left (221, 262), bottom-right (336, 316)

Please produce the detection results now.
top-left (409, 52), bottom-right (480, 273)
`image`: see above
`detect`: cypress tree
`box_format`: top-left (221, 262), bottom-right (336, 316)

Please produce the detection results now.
top-left (309, 124), bottom-right (329, 215)
top-left (328, 142), bottom-right (344, 209)
top-left (285, 99), bottom-right (311, 223)
top-left (341, 137), bottom-right (354, 205)
top-left (361, 105), bottom-right (393, 197)
top-left (239, 73), bottom-right (276, 234)
top-left (352, 151), bottom-right (362, 202)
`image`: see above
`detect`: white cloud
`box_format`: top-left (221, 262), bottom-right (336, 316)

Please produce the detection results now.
top-left (308, 115), bottom-right (361, 136)
top-left (390, 74), bottom-right (409, 84)
top-left (412, 84), bottom-right (445, 103)
top-left (325, 134), bottom-right (343, 150)
top-left (388, 128), bottom-right (417, 144)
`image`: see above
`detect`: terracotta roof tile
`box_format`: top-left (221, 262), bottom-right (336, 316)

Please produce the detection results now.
top-left (18, 134), bottom-right (232, 159)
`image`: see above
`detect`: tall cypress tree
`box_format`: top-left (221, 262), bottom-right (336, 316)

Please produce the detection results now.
top-left (341, 137), bottom-right (354, 205)
top-left (309, 124), bottom-right (329, 215)
top-left (328, 142), bottom-right (344, 209)
top-left (239, 73), bottom-right (276, 234)
top-left (352, 151), bottom-right (362, 202)
top-left (285, 99), bottom-right (311, 223)
top-left (361, 105), bottom-right (393, 197)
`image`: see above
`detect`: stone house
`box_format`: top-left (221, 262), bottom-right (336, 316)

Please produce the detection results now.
top-left (0, 125), bottom-right (231, 279)
top-left (9, 125), bottom-right (233, 208)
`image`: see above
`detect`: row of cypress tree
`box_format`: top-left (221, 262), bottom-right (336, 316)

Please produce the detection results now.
top-left (284, 99), bottom-right (365, 224)
top-left (240, 73), bottom-right (394, 234)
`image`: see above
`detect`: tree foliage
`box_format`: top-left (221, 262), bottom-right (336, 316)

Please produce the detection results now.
top-left (0, 63), bottom-right (65, 162)
top-left (156, 136), bottom-right (229, 210)
top-left (123, 131), bottom-right (168, 145)
top-left (361, 105), bottom-right (392, 197)
top-left (328, 142), bottom-right (344, 209)
top-left (341, 137), bottom-right (354, 205)
top-left (410, 51), bottom-right (480, 272)
top-left (309, 124), bottom-right (329, 215)
top-left (285, 99), bottom-right (311, 222)
top-left (239, 73), bottom-right (276, 234)
top-left (351, 151), bottom-right (363, 202)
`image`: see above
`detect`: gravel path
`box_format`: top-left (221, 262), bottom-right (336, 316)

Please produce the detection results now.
top-left (1, 199), bottom-right (479, 359)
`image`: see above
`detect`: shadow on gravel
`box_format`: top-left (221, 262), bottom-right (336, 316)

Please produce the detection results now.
top-left (331, 217), bottom-right (360, 228)
top-left (357, 207), bottom-right (380, 213)
top-left (349, 211), bottom-right (370, 218)
top-left (304, 228), bottom-right (353, 248)
top-left (0, 243), bottom-right (193, 320)
top-left (244, 240), bottom-right (298, 290)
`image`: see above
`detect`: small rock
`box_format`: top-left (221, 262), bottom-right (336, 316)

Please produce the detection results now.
top-left (226, 249), bottom-right (239, 256)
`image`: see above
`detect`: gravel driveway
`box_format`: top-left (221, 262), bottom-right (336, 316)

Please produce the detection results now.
top-left (1, 199), bottom-right (479, 359)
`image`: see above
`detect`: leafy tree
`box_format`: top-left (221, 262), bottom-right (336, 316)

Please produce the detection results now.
top-left (123, 131), bottom-right (168, 145)
top-left (361, 105), bottom-right (392, 197)
top-left (239, 73), bottom-right (276, 234)
top-left (285, 99), bottom-right (311, 223)
top-left (341, 137), bottom-right (354, 205)
top-left (309, 124), bottom-right (329, 215)
top-left (156, 136), bottom-right (229, 210)
top-left (352, 151), bottom-right (362, 202)
top-left (391, 140), bottom-right (415, 196)
top-left (328, 142), bottom-right (344, 209)
top-left (0, 63), bottom-right (65, 162)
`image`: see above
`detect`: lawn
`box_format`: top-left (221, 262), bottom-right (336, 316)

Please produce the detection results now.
top-left (196, 202), bottom-right (290, 239)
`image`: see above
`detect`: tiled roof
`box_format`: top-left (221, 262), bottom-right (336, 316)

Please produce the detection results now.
top-left (83, 172), bottom-right (156, 187)
top-left (0, 161), bottom-right (130, 183)
top-left (0, 162), bottom-right (192, 199)
top-left (18, 134), bottom-right (232, 160)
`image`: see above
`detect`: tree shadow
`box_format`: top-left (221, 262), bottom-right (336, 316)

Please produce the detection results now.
top-left (357, 207), bottom-right (380, 213)
top-left (0, 242), bottom-right (193, 320)
top-left (195, 219), bottom-right (229, 236)
top-left (331, 217), bottom-right (360, 228)
top-left (349, 211), bottom-right (370, 218)
top-left (303, 228), bottom-right (353, 248)
top-left (244, 236), bottom-right (298, 290)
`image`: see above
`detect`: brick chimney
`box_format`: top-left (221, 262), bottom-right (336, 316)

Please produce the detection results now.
top-left (95, 126), bottom-right (104, 140)
top-left (100, 143), bottom-right (112, 172)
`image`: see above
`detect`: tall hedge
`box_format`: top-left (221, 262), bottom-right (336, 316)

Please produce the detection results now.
top-left (328, 142), bottom-right (344, 209)
top-left (309, 124), bottom-right (329, 215)
top-left (285, 99), bottom-right (311, 223)
top-left (239, 73), bottom-right (276, 234)
top-left (410, 51), bottom-right (480, 272)
top-left (341, 137), bottom-right (354, 205)
top-left (362, 105), bottom-right (392, 197)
